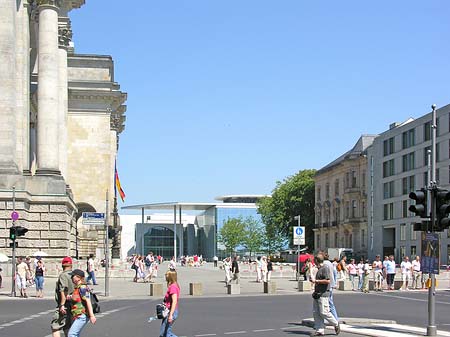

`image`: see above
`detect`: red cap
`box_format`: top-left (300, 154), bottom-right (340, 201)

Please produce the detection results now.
top-left (61, 256), bottom-right (73, 266)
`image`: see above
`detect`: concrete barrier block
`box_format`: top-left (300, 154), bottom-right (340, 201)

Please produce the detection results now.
top-left (189, 282), bottom-right (203, 296)
top-left (338, 280), bottom-right (352, 291)
top-left (227, 284), bottom-right (240, 295)
top-left (263, 281), bottom-right (276, 294)
top-left (298, 280), bottom-right (312, 292)
top-left (149, 283), bottom-right (164, 297)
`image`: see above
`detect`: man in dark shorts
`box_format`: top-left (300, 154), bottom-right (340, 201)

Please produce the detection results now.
top-left (311, 254), bottom-right (340, 336)
top-left (51, 256), bottom-right (74, 337)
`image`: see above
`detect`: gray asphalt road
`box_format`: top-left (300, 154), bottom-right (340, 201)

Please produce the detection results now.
top-left (1, 290), bottom-right (449, 337)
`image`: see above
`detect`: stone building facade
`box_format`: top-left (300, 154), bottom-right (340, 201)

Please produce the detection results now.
top-left (367, 104), bottom-right (450, 264)
top-left (314, 135), bottom-right (375, 259)
top-left (0, 1), bottom-right (126, 259)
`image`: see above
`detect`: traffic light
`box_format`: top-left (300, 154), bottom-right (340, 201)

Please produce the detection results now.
top-left (107, 226), bottom-right (116, 239)
top-left (9, 226), bottom-right (27, 240)
top-left (409, 188), bottom-right (428, 218)
top-left (9, 227), bottom-right (16, 240)
top-left (435, 188), bottom-right (450, 231)
top-left (14, 226), bottom-right (28, 237)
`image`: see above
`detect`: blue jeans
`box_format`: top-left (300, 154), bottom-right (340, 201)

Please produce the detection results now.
top-left (329, 289), bottom-right (339, 321)
top-left (87, 271), bottom-right (97, 285)
top-left (68, 314), bottom-right (88, 337)
top-left (358, 275), bottom-right (363, 290)
top-left (160, 309), bottom-right (178, 337)
top-left (34, 276), bottom-right (44, 290)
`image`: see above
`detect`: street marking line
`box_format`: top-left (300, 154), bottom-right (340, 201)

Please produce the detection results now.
top-left (194, 334), bottom-right (217, 337)
top-left (224, 331), bottom-right (247, 335)
top-left (253, 329), bottom-right (275, 332)
top-left (375, 293), bottom-right (450, 305)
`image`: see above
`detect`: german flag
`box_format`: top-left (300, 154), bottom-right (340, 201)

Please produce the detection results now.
top-left (115, 160), bottom-right (126, 202)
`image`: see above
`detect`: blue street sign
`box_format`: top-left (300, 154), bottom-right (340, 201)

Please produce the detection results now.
top-left (82, 212), bottom-right (106, 227)
top-left (295, 227), bottom-right (304, 236)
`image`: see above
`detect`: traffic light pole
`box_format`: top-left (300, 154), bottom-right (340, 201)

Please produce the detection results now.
top-left (427, 104), bottom-right (437, 336)
top-left (105, 190), bottom-right (110, 297)
top-left (10, 186), bottom-right (16, 297)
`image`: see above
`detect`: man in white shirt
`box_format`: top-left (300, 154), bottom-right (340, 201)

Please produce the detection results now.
top-left (16, 257), bottom-right (29, 298)
top-left (400, 256), bottom-right (412, 291)
top-left (411, 255), bottom-right (422, 289)
top-left (372, 255), bottom-right (383, 292)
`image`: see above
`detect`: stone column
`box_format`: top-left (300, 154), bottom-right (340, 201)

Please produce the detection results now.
top-left (58, 17), bottom-right (71, 179)
top-left (0, 0), bottom-right (20, 174)
top-left (36, 0), bottom-right (61, 175)
top-left (17, 0), bottom-right (32, 174)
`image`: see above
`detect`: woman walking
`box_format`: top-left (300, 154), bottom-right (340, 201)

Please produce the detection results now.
top-left (160, 270), bottom-right (180, 337)
top-left (34, 259), bottom-right (45, 298)
top-left (67, 269), bottom-right (96, 337)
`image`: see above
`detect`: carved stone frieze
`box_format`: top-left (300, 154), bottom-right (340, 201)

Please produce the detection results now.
top-left (58, 22), bottom-right (72, 48)
top-left (37, 0), bottom-right (61, 7)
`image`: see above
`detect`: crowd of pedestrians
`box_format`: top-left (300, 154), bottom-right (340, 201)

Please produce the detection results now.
top-left (304, 253), bottom-right (429, 294)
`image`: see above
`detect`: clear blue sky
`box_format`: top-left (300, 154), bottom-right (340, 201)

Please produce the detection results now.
top-left (70, 1), bottom-right (450, 206)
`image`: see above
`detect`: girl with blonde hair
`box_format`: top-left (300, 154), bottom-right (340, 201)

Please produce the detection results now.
top-left (160, 270), bottom-right (180, 337)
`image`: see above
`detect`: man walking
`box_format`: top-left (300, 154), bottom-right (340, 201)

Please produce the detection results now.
top-left (86, 254), bottom-right (98, 285)
top-left (321, 252), bottom-right (339, 322)
top-left (311, 254), bottom-right (340, 336)
top-left (50, 256), bottom-right (74, 337)
top-left (231, 256), bottom-right (240, 284)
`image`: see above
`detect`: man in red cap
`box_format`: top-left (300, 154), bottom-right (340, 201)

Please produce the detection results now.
top-left (50, 256), bottom-right (74, 337)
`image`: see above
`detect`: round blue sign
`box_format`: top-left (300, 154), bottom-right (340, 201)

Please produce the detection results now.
top-left (295, 227), bottom-right (303, 235)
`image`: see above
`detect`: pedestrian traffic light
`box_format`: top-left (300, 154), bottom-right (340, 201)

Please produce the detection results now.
top-left (107, 226), bottom-right (116, 239)
top-left (409, 188), bottom-right (428, 218)
top-left (14, 226), bottom-right (28, 237)
top-left (9, 227), bottom-right (16, 240)
top-left (435, 188), bottom-right (450, 231)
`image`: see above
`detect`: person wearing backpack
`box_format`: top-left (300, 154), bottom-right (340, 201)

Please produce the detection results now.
top-left (67, 269), bottom-right (96, 337)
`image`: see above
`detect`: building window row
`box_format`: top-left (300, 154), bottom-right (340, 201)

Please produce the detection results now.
top-left (402, 129), bottom-right (415, 149)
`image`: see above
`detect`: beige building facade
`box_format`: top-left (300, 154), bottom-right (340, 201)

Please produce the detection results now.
top-left (0, 1), bottom-right (126, 259)
top-left (314, 136), bottom-right (375, 259)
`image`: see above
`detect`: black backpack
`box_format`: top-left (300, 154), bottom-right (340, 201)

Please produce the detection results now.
top-left (91, 292), bottom-right (100, 314)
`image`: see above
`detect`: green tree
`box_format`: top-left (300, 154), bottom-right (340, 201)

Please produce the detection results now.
top-left (257, 169), bottom-right (316, 252)
top-left (218, 217), bottom-right (245, 254)
top-left (241, 216), bottom-right (265, 258)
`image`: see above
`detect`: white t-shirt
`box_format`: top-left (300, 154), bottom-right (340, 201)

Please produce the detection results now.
top-left (412, 260), bottom-right (421, 272)
top-left (357, 263), bottom-right (365, 275)
top-left (401, 261), bottom-right (412, 274)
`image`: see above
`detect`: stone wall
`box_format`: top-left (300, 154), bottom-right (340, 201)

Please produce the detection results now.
top-left (0, 189), bottom-right (77, 258)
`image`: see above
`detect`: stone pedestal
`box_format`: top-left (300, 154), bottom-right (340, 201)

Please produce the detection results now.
top-left (189, 282), bottom-right (203, 296)
top-left (227, 284), bottom-right (240, 295)
top-left (149, 283), bottom-right (164, 297)
top-left (298, 280), bottom-right (312, 292)
top-left (338, 280), bottom-right (353, 291)
top-left (263, 281), bottom-right (276, 294)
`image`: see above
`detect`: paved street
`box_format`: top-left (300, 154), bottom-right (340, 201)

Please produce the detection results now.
top-left (1, 285), bottom-right (450, 336)
top-left (1, 263), bottom-right (450, 337)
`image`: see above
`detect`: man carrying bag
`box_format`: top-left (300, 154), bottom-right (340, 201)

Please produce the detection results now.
top-left (310, 254), bottom-right (340, 336)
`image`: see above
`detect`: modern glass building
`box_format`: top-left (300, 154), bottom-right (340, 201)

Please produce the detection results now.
top-left (121, 195), bottom-right (266, 260)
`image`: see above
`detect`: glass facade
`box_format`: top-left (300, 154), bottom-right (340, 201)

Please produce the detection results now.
top-left (143, 226), bottom-right (179, 258)
top-left (215, 206), bottom-right (261, 233)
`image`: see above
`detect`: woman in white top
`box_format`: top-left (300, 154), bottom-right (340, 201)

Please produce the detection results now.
top-left (261, 256), bottom-right (268, 282)
top-left (357, 259), bottom-right (365, 291)
top-left (347, 259), bottom-right (358, 291)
